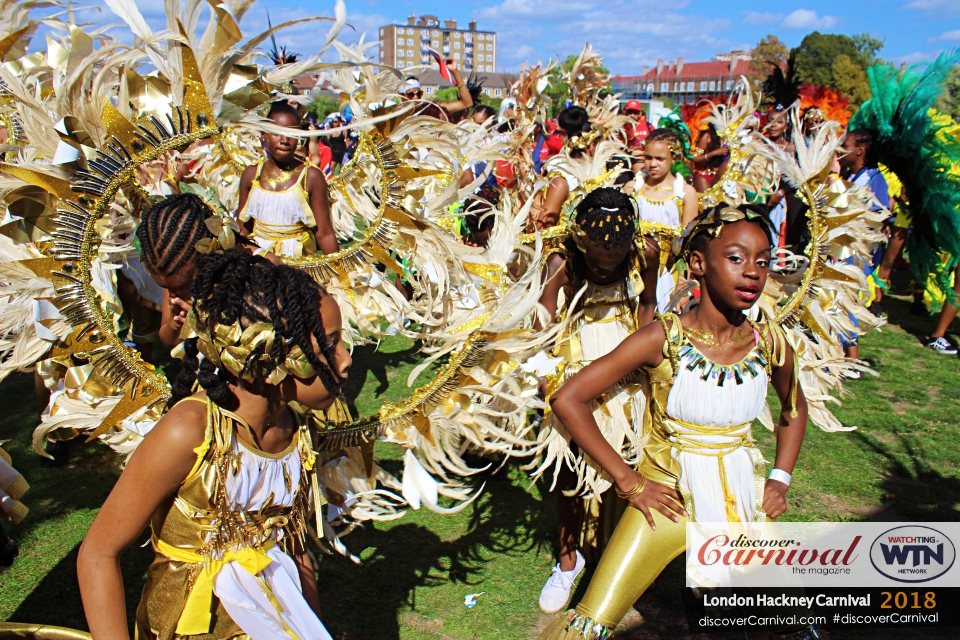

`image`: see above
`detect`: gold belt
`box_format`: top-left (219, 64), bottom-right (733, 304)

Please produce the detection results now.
top-left (251, 220), bottom-right (311, 241)
top-left (664, 416), bottom-right (752, 523)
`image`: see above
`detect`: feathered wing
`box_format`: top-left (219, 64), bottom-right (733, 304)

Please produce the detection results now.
top-left (753, 109), bottom-right (887, 432)
top-left (850, 52), bottom-right (960, 304)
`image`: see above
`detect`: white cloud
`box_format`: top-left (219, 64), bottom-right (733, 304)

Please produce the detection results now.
top-left (893, 49), bottom-right (946, 65)
top-left (780, 9), bottom-right (838, 30)
top-left (474, 0), bottom-right (728, 72)
top-left (743, 11), bottom-right (783, 26)
top-left (904, 0), bottom-right (960, 14)
top-left (937, 29), bottom-right (960, 41)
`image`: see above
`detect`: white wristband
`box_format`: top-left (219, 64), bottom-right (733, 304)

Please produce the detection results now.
top-left (768, 468), bottom-right (792, 487)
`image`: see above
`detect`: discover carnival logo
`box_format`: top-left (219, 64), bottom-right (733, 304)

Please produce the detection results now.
top-left (869, 526), bottom-right (956, 583)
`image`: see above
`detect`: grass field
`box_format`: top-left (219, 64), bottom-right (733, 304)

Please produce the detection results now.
top-left (1, 270), bottom-right (960, 639)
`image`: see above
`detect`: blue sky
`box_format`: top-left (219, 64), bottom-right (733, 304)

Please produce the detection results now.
top-left (74, 0), bottom-right (959, 74)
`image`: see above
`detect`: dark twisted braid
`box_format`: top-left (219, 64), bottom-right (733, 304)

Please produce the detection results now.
top-left (136, 193), bottom-right (213, 277)
top-left (169, 249), bottom-right (343, 409)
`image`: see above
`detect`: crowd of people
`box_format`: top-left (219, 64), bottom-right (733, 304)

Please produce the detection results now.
top-left (0, 3), bottom-right (957, 640)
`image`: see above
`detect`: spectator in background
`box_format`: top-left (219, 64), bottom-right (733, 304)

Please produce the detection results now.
top-left (402, 59), bottom-right (474, 121)
top-left (324, 114), bottom-right (347, 168)
top-left (623, 100), bottom-right (649, 148)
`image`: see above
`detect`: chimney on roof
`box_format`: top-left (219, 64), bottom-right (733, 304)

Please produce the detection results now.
top-left (656, 59), bottom-right (664, 76)
top-left (469, 20), bottom-right (477, 31)
top-left (642, 65), bottom-right (649, 75)
top-left (729, 56), bottom-right (736, 76)
top-left (444, 19), bottom-right (457, 29)
top-left (676, 57), bottom-right (684, 76)
top-left (407, 14), bottom-right (415, 25)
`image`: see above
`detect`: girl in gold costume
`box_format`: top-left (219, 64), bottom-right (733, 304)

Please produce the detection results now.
top-left (533, 188), bottom-right (659, 614)
top-left (539, 205), bottom-right (810, 639)
top-left (77, 250), bottom-right (351, 639)
top-left (237, 102), bottom-right (339, 258)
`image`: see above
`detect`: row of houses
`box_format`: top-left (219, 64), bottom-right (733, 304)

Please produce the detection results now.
top-left (290, 50), bottom-right (754, 107)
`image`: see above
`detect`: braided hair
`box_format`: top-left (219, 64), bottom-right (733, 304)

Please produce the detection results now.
top-left (137, 193), bottom-right (212, 279)
top-left (573, 187), bottom-right (637, 250)
top-left (168, 250), bottom-right (344, 409)
top-left (646, 127), bottom-right (691, 179)
top-left (566, 187), bottom-right (638, 316)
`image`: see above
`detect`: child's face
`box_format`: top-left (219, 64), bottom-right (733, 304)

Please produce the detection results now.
top-left (285, 294), bottom-right (351, 411)
top-left (689, 221), bottom-right (770, 311)
top-left (583, 241), bottom-right (632, 280)
top-left (261, 111), bottom-right (300, 163)
top-left (644, 140), bottom-right (672, 180)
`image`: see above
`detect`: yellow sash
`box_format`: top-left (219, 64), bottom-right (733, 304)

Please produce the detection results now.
top-left (155, 537), bottom-right (275, 635)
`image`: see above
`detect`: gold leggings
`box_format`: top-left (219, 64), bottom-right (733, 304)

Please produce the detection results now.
top-left (575, 506), bottom-right (688, 628)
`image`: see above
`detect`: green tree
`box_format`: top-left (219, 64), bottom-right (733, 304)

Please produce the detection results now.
top-left (852, 33), bottom-right (885, 66)
top-left (831, 54), bottom-right (872, 106)
top-left (792, 32), bottom-right (867, 87)
top-left (432, 87), bottom-right (460, 102)
top-left (307, 93), bottom-right (339, 120)
top-left (749, 35), bottom-right (789, 83)
top-left (937, 65), bottom-right (960, 121)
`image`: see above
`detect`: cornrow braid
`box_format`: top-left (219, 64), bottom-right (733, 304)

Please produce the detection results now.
top-left (173, 249), bottom-right (344, 409)
top-left (574, 187), bottom-right (637, 250)
top-left (137, 193), bottom-right (213, 277)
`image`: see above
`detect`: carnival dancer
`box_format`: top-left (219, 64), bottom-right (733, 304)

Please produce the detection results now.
top-left (539, 204), bottom-right (810, 639)
top-left (635, 128), bottom-right (699, 313)
top-left (691, 123), bottom-right (728, 192)
top-left (837, 128), bottom-right (889, 363)
top-left (137, 193), bottom-right (252, 348)
top-left (532, 188), bottom-right (659, 614)
top-left (78, 251), bottom-right (351, 639)
top-left (237, 102), bottom-right (339, 258)
top-left (530, 106), bottom-right (599, 231)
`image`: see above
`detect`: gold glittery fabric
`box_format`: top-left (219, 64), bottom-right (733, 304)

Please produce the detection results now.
top-left (135, 397), bottom-right (319, 640)
top-left (540, 313), bottom-right (770, 637)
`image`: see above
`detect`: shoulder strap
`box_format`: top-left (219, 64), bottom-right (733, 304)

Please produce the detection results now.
top-left (253, 159), bottom-right (266, 180)
top-left (655, 312), bottom-right (684, 381)
top-left (184, 397), bottom-right (214, 481)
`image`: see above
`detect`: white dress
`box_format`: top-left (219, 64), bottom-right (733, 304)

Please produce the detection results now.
top-left (213, 435), bottom-right (334, 640)
top-left (635, 174), bottom-right (685, 313)
top-left (664, 338), bottom-right (768, 524)
top-left (238, 161), bottom-right (317, 257)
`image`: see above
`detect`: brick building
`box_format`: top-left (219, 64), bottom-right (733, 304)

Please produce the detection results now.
top-left (612, 51), bottom-right (752, 104)
top-left (378, 15), bottom-right (497, 74)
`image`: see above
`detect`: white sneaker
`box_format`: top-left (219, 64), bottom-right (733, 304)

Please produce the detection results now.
top-left (539, 550), bottom-right (585, 613)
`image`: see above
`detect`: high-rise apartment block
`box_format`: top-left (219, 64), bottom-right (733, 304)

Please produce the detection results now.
top-left (378, 15), bottom-right (497, 73)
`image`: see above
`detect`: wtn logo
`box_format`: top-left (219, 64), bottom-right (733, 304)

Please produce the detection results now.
top-left (870, 526), bottom-right (956, 583)
top-left (879, 542), bottom-right (944, 567)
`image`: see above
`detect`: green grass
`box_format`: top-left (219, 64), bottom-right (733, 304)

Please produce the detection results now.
top-left (2, 269), bottom-right (960, 638)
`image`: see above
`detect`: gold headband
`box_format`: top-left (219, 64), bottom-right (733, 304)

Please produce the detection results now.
top-left (566, 128), bottom-right (602, 151)
top-left (673, 205), bottom-right (773, 259)
top-left (182, 310), bottom-right (317, 384)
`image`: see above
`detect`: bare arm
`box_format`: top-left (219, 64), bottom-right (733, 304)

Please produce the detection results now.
top-left (236, 165), bottom-right (257, 235)
top-left (550, 321), bottom-right (688, 529)
top-left (158, 289), bottom-right (190, 348)
top-left (763, 339), bottom-right (808, 518)
top-left (537, 176), bottom-right (569, 230)
top-left (459, 167), bottom-right (475, 189)
top-left (78, 400), bottom-right (206, 639)
top-left (307, 167), bottom-right (339, 255)
top-left (681, 183), bottom-right (699, 225)
top-left (441, 62), bottom-right (474, 113)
